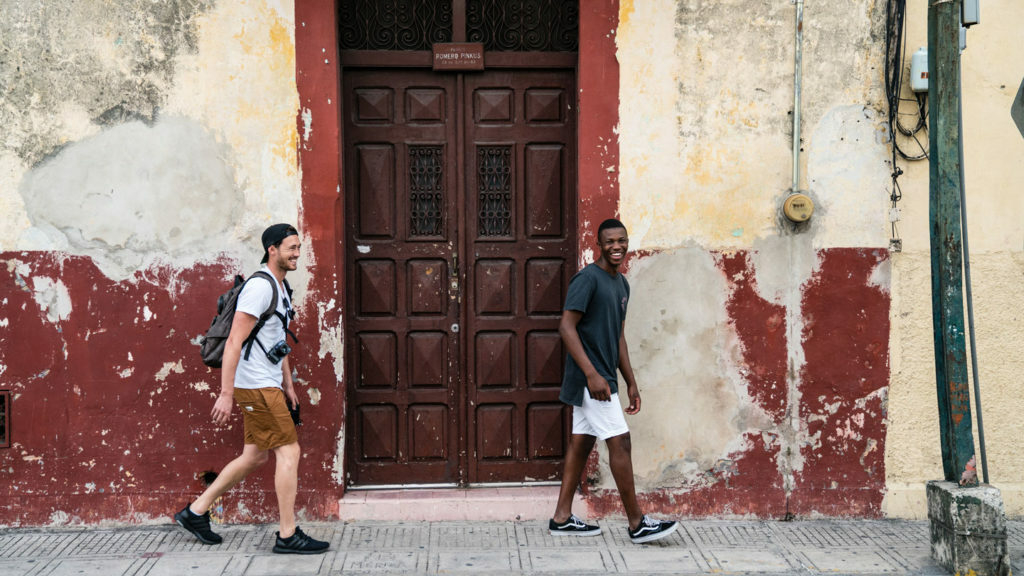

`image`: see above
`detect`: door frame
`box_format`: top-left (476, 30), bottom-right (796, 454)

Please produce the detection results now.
top-left (293, 0), bottom-right (621, 495)
top-left (340, 60), bottom-right (577, 487)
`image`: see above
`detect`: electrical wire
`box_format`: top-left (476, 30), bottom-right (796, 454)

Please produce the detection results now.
top-left (884, 0), bottom-right (929, 248)
top-left (884, 0), bottom-right (929, 162)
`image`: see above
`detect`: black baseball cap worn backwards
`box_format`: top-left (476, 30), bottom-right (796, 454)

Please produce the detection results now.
top-left (260, 223), bottom-right (298, 264)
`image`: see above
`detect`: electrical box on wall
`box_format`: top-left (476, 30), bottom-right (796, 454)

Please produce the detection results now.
top-left (962, 0), bottom-right (980, 27)
top-left (911, 47), bottom-right (928, 93)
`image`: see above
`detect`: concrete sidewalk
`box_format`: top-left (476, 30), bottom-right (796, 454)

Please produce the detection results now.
top-left (1, 519), bottom-right (1021, 575)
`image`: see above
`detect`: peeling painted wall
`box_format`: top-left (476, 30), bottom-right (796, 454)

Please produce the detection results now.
top-left (596, 0), bottom-right (1023, 519)
top-left (0, 0), bottom-right (342, 526)
top-left (2, 0), bottom-right (1021, 526)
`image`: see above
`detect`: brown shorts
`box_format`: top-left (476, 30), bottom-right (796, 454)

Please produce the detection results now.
top-left (234, 387), bottom-right (298, 451)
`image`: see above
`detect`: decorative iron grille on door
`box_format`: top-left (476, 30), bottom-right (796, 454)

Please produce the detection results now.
top-left (339, 0), bottom-right (578, 52)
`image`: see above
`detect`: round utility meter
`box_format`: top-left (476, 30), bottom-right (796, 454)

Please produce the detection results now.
top-left (783, 193), bottom-right (814, 222)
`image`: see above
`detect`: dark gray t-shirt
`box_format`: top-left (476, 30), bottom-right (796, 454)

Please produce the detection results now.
top-left (559, 263), bottom-right (630, 407)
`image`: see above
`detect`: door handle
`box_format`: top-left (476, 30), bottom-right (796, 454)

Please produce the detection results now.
top-left (450, 254), bottom-right (460, 299)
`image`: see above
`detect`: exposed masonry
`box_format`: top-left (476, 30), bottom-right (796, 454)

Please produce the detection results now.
top-left (0, 0), bottom-right (215, 168)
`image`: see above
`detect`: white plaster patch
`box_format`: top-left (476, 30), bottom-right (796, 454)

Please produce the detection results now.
top-left (18, 118), bottom-right (245, 281)
top-left (868, 259), bottom-right (891, 293)
top-left (301, 107), bottom-right (313, 143)
top-left (191, 381), bottom-right (210, 392)
top-left (48, 511), bottom-right (71, 526)
top-left (155, 360), bottom-right (184, 382)
top-left (118, 368), bottom-right (134, 378)
top-left (807, 105), bottom-right (891, 249)
top-left (617, 246), bottom-right (774, 490)
top-left (750, 235), bottom-right (820, 488)
top-left (142, 306), bottom-right (154, 321)
top-left (307, 388), bottom-right (321, 406)
top-left (357, 245), bottom-right (371, 254)
top-left (317, 300), bottom-right (344, 380)
top-left (30, 276), bottom-right (72, 323)
top-left (332, 428), bottom-right (346, 485)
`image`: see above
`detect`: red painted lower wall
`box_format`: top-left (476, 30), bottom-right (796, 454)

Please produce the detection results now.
top-left (0, 253), bottom-right (343, 525)
top-left (0, 0), bottom-right (890, 525)
top-left (0, 248), bottom-right (889, 525)
top-left (584, 248), bottom-right (890, 519)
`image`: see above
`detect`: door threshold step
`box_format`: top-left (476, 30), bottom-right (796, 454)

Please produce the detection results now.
top-left (338, 485), bottom-right (586, 522)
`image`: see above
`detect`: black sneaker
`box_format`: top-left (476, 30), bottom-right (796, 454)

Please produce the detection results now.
top-left (628, 515), bottom-right (678, 544)
top-left (272, 527), bottom-right (330, 554)
top-left (174, 505), bottom-right (223, 545)
top-left (549, 514), bottom-right (602, 536)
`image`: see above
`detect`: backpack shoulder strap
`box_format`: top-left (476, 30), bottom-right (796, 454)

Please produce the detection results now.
top-left (242, 271), bottom-right (280, 361)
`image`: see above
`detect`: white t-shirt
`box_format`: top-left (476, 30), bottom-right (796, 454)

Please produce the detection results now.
top-left (233, 267), bottom-right (293, 390)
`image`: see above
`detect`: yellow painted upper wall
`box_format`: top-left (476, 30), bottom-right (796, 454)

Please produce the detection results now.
top-left (617, 0), bottom-right (894, 251)
top-left (0, 0), bottom-right (301, 279)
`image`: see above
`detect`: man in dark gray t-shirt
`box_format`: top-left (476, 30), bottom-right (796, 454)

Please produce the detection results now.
top-left (547, 218), bottom-right (678, 545)
top-left (558, 260), bottom-right (630, 407)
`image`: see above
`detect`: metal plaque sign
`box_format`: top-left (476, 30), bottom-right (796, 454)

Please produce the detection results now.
top-left (433, 43), bottom-right (484, 71)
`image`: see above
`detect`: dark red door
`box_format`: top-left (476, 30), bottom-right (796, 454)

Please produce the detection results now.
top-left (464, 70), bottom-right (576, 483)
top-left (344, 68), bottom-right (576, 486)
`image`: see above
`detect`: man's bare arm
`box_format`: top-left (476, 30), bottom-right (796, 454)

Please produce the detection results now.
top-left (212, 311), bottom-right (257, 425)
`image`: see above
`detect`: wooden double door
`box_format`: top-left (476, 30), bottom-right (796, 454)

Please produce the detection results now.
top-left (343, 68), bottom-right (577, 486)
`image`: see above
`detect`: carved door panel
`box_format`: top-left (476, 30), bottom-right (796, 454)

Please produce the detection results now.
top-left (464, 70), bottom-right (576, 483)
top-left (344, 68), bottom-right (576, 486)
top-left (344, 70), bottom-right (460, 485)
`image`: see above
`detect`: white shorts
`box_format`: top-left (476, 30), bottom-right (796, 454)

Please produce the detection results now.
top-left (571, 391), bottom-right (630, 440)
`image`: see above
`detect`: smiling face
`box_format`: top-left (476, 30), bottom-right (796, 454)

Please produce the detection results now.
top-left (597, 226), bottom-right (628, 270)
top-left (270, 235), bottom-right (301, 272)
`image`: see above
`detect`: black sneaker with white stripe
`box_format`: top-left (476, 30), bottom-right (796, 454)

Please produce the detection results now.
top-left (549, 514), bottom-right (602, 536)
top-left (628, 515), bottom-right (678, 544)
top-left (272, 526), bottom-right (330, 554)
top-left (173, 504), bottom-right (222, 545)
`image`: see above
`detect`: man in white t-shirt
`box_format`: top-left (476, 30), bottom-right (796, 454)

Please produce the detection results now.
top-left (175, 223), bottom-right (328, 554)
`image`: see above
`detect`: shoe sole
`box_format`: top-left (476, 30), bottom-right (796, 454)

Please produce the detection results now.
top-left (549, 528), bottom-right (602, 537)
top-left (174, 514), bottom-right (221, 545)
top-left (272, 545), bottom-right (330, 555)
top-left (630, 522), bottom-right (679, 544)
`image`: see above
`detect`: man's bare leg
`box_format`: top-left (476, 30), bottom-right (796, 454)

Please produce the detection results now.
top-left (605, 432), bottom-right (643, 530)
top-left (553, 433), bottom-right (597, 523)
top-left (191, 444), bottom-right (269, 515)
top-left (273, 441), bottom-right (301, 538)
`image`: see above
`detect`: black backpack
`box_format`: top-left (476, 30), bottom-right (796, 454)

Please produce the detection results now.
top-left (199, 271), bottom-right (296, 368)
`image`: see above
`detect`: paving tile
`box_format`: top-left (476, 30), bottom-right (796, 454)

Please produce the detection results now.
top-left (343, 523), bottom-right (428, 550)
top-left (0, 558), bottom-right (51, 576)
top-left (525, 550), bottom-right (614, 573)
top-left (341, 551), bottom-right (421, 572)
top-left (876, 546), bottom-right (951, 576)
top-left (704, 547), bottom-right (795, 572)
top-left (801, 548), bottom-right (902, 573)
top-left (43, 557), bottom-right (139, 576)
top-left (1, 534), bottom-right (78, 559)
top-left (617, 549), bottom-right (704, 573)
top-left (146, 553), bottom-right (233, 576)
top-left (430, 522), bottom-right (516, 548)
top-left (432, 551), bottom-right (520, 572)
top-left (515, 524), bottom-right (609, 548)
top-left (688, 522), bottom-right (772, 546)
top-left (244, 554), bottom-right (328, 576)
